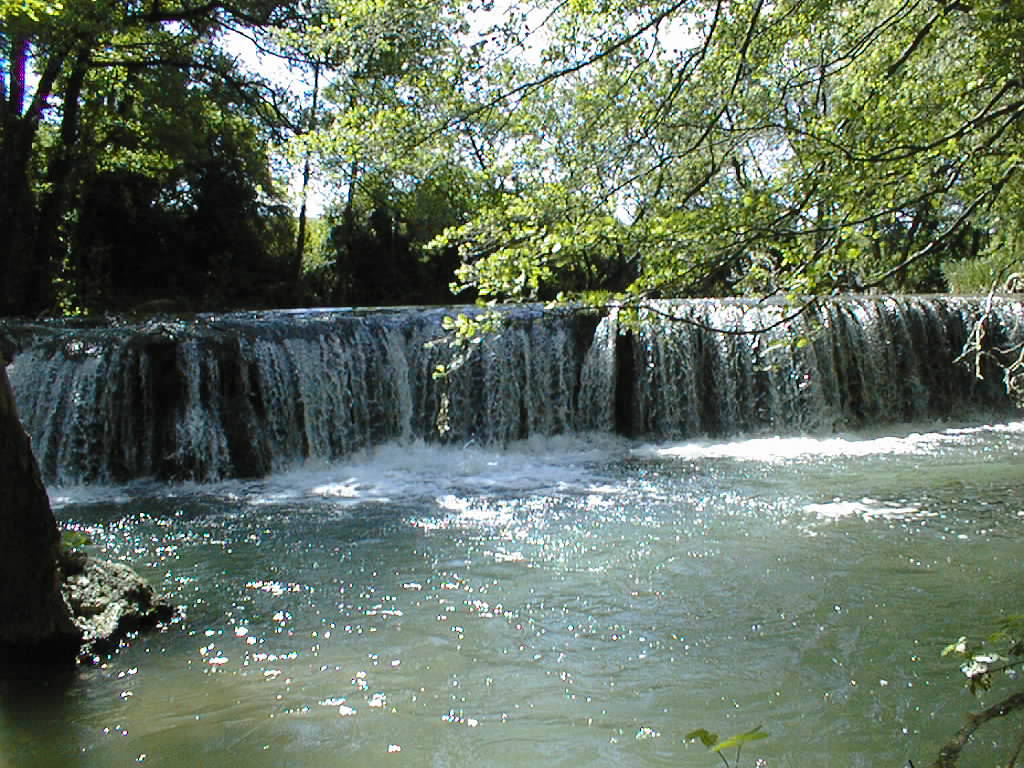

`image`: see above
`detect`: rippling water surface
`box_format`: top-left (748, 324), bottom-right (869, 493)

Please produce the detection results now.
top-left (3, 421), bottom-right (1023, 767)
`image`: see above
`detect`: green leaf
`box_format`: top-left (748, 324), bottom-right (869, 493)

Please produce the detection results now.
top-left (712, 725), bottom-right (769, 753)
top-left (61, 529), bottom-right (92, 549)
top-left (685, 728), bottom-right (719, 749)
top-left (942, 637), bottom-right (969, 657)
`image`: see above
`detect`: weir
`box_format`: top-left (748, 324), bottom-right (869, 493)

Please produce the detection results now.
top-left (6, 296), bottom-right (1023, 484)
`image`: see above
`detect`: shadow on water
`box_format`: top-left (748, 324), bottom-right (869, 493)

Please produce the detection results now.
top-left (0, 662), bottom-right (81, 765)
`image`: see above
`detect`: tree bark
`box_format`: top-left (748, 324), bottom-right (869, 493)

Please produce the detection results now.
top-left (930, 691), bottom-right (1024, 768)
top-left (0, 133), bottom-right (38, 314)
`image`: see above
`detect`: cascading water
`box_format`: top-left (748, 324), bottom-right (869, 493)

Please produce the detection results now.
top-left (6, 296), bottom-right (1022, 484)
top-left (622, 296), bottom-right (1020, 437)
top-left (7, 307), bottom-right (609, 483)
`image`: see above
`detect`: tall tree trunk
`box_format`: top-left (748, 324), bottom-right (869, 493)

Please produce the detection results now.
top-left (1, 35), bottom-right (37, 316)
top-left (0, 42), bottom-right (67, 316)
top-left (31, 44), bottom-right (92, 314)
top-left (332, 156), bottom-right (360, 305)
top-left (294, 59), bottom-right (321, 286)
top-left (0, 130), bottom-right (38, 315)
top-left (7, 33), bottom-right (28, 115)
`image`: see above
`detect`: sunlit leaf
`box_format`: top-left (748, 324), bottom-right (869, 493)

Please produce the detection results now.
top-left (942, 637), bottom-right (969, 657)
top-left (712, 725), bottom-right (769, 753)
top-left (685, 728), bottom-right (719, 749)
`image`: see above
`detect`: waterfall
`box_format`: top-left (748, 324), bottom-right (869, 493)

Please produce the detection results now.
top-left (619, 297), bottom-right (1015, 437)
top-left (7, 297), bottom-right (1022, 484)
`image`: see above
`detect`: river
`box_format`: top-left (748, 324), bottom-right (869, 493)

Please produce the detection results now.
top-left (2, 421), bottom-right (1021, 767)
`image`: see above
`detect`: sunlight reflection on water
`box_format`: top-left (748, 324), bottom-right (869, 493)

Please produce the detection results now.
top-left (3, 420), bottom-right (1022, 768)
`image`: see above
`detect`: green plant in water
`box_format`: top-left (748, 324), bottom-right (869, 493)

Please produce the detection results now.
top-left (941, 615), bottom-right (1024, 695)
top-left (59, 529), bottom-right (93, 574)
top-left (430, 309), bottom-right (507, 381)
top-left (427, 309), bottom-right (508, 438)
top-left (61, 529), bottom-right (93, 550)
top-left (685, 725), bottom-right (769, 767)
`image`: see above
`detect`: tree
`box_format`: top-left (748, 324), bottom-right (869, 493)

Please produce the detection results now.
top-left (66, 55), bottom-right (295, 310)
top-left (268, 0), bottom-right (493, 304)
top-left (1, 0), bottom-right (292, 315)
top-left (429, 0), bottom-right (1024, 304)
top-left (7, 0), bottom-right (1022, 314)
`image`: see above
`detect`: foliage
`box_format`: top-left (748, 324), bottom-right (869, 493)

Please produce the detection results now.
top-left (7, 0), bottom-right (1024, 314)
top-left (928, 617), bottom-right (1024, 768)
top-left (943, 250), bottom-right (1024, 295)
top-left (0, 0), bottom-right (62, 20)
top-left (685, 725), bottom-right (769, 768)
top-left (0, 0), bottom-right (297, 315)
top-left (318, 164), bottom-right (478, 305)
top-left (416, 0), bottom-right (1024, 305)
top-left (255, 0), bottom-right (487, 305)
top-left (64, 53), bottom-right (296, 310)
top-left (942, 616), bottom-right (1024, 697)
top-left (429, 308), bottom-right (506, 379)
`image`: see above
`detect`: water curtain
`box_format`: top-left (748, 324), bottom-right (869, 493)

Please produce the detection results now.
top-left (8, 297), bottom-right (1022, 484)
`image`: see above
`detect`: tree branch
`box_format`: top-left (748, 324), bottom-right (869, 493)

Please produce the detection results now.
top-left (620, 296), bottom-right (821, 338)
top-left (862, 162), bottom-right (1018, 289)
top-left (87, 53), bottom-right (298, 135)
top-left (886, 9), bottom-right (941, 77)
top-left (931, 691), bottom-right (1024, 768)
top-left (136, 0), bottom-right (272, 28)
top-left (428, 0), bottom-right (691, 141)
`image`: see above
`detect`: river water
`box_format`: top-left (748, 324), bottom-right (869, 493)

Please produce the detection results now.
top-left (2, 420), bottom-right (1022, 767)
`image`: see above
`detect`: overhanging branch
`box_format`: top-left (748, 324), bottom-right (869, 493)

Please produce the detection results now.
top-left (931, 691), bottom-right (1024, 768)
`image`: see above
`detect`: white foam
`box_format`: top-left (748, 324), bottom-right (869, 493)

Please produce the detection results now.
top-left (634, 420), bottom-right (1024, 464)
top-left (803, 497), bottom-right (928, 521)
top-left (46, 420), bottom-right (1022, 509)
top-left (46, 434), bottom-right (629, 510)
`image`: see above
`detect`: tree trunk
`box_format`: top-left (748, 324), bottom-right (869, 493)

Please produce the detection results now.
top-left (332, 155), bottom-right (361, 305)
top-left (0, 342), bottom-right (81, 664)
top-left (0, 130), bottom-right (38, 315)
top-left (294, 59), bottom-right (321, 285)
top-left (1, 36), bottom-right (37, 315)
top-left (31, 43), bottom-right (93, 313)
top-left (0, 43), bottom-right (68, 316)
